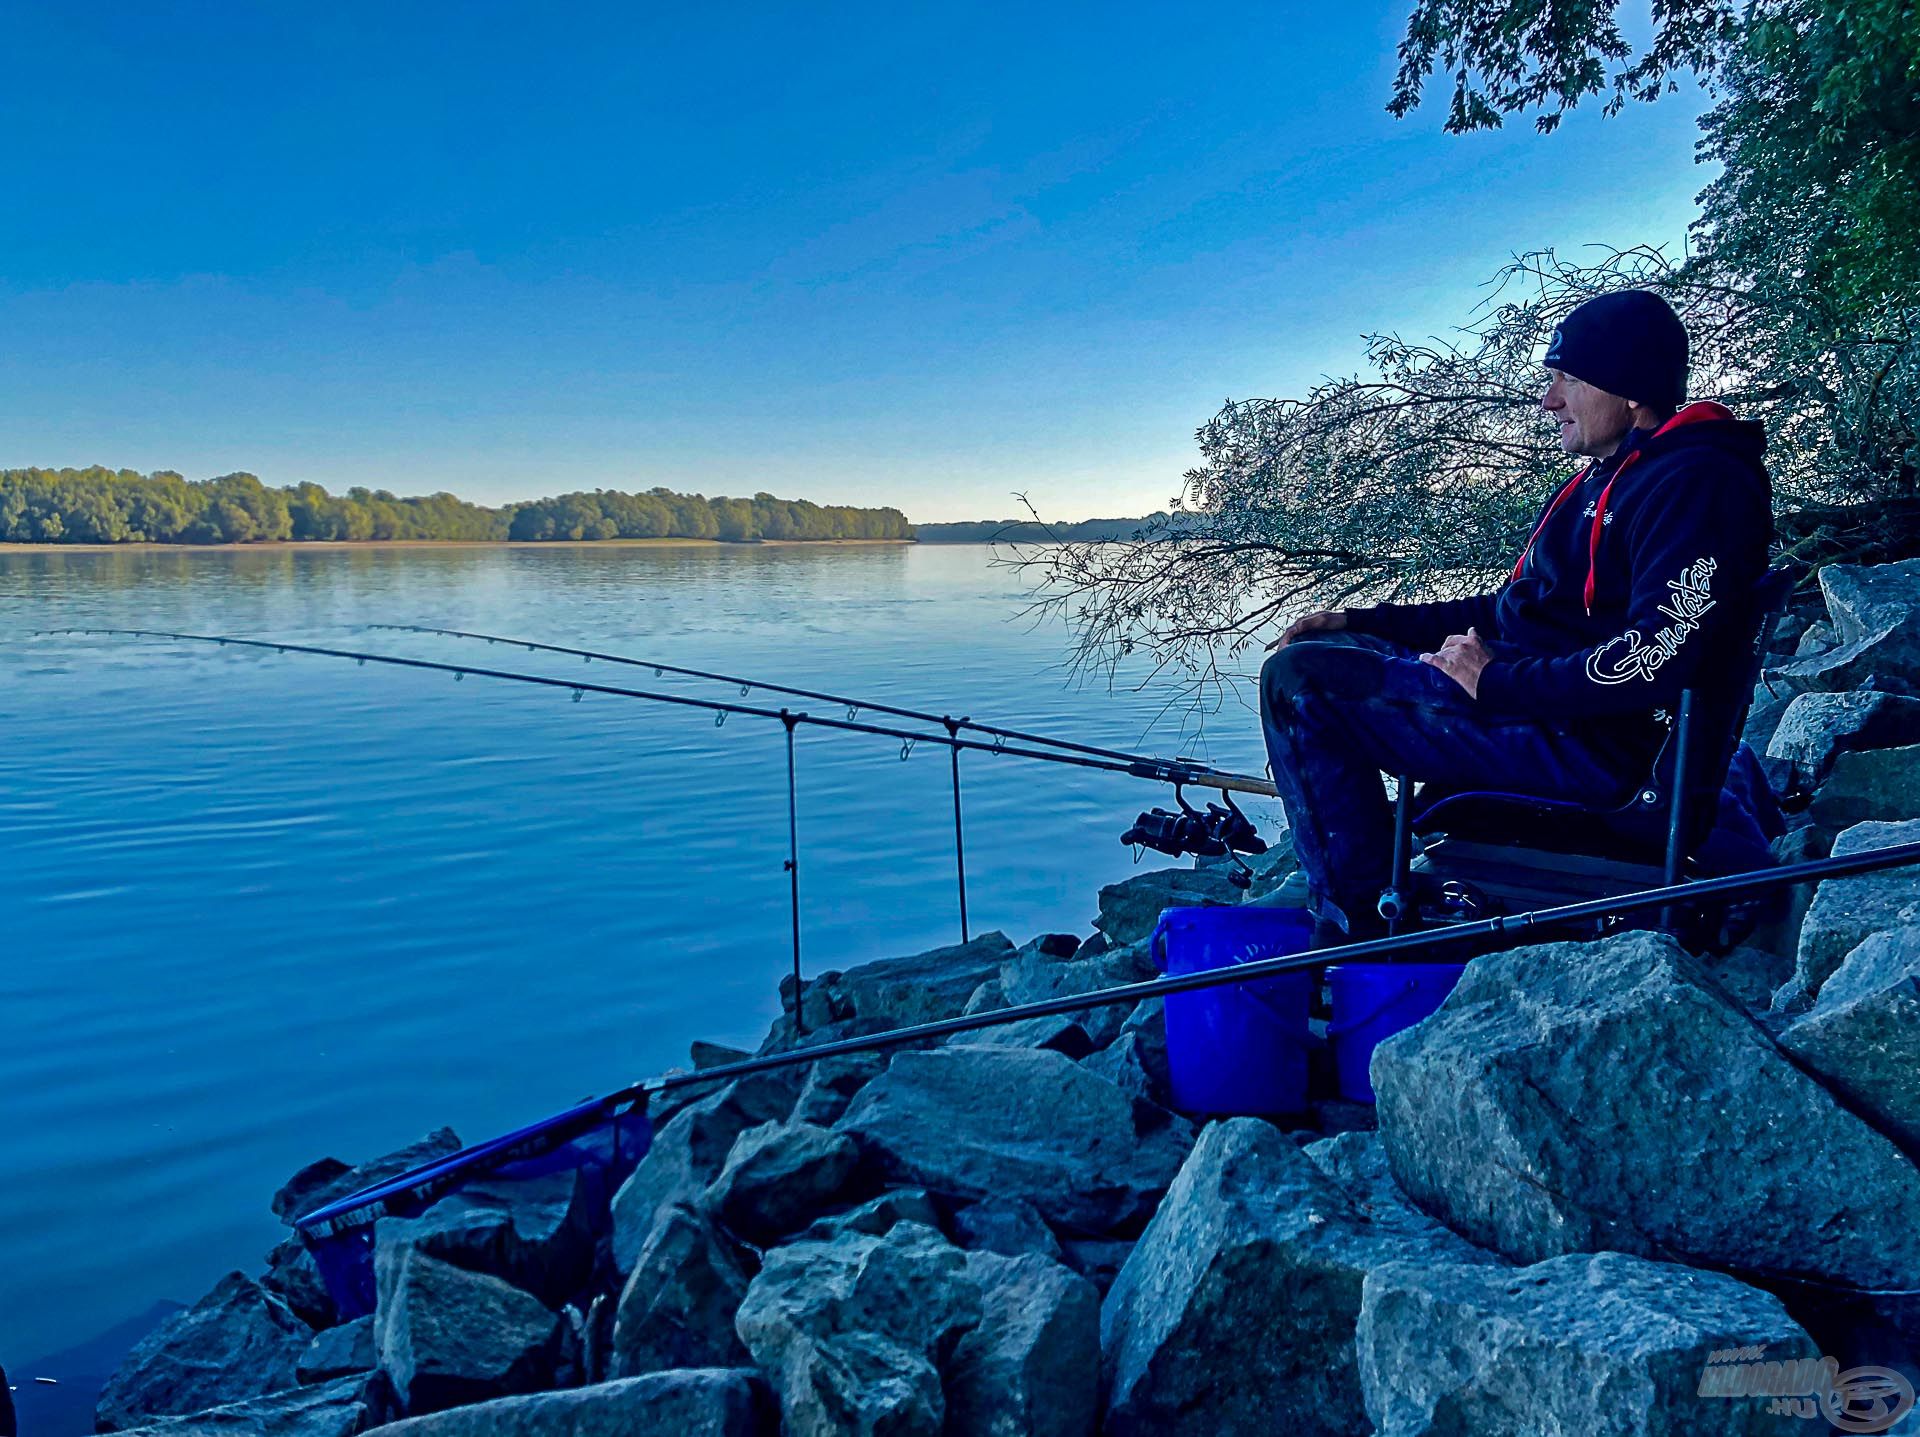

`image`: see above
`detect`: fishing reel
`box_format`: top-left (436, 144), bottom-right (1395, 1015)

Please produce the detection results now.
top-left (1121, 785), bottom-right (1267, 888)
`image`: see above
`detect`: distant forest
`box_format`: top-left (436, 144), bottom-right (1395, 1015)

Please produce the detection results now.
top-left (915, 514), bottom-right (1180, 543)
top-left (0, 468), bottom-right (913, 545)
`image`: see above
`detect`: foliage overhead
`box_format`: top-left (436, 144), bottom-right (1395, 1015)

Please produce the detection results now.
top-left (0, 469), bottom-right (912, 546)
top-left (1389, 0), bottom-right (1740, 132)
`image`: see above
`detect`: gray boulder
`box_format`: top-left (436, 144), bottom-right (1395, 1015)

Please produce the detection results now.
top-left (1094, 867), bottom-right (1242, 947)
top-left (369, 1370), bottom-right (771, 1437)
top-left (109, 1375), bottom-right (391, 1437)
top-left (1357, 1253), bottom-right (1815, 1437)
top-left (947, 1252), bottom-right (1099, 1437)
top-left (704, 1120), bottom-right (861, 1244)
top-left (836, 1046), bottom-right (1193, 1234)
top-left (734, 1222), bottom-right (981, 1437)
top-left (296, 1317), bottom-right (375, 1385)
top-left (97, 1272), bottom-right (311, 1431)
top-left (789, 1052), bottom-right (890, 1127)
top-left (783, 932), bottom-right (1016, 1033)
top-left (1810, 743), bottom-right (1920, 827)
top-left (795, 1187), bottom-right (944, 1242)
top-left (372, 1239), bottom-right (563, 1415)
top-left (690, 1040), bottom-right (749, 1070)
top-left (609, 1070), bottom-right (802, 1271)
top-left (262, 1237), bottom-right (337, 1330)
top-left (273, 1130), bottom-right (462, 1228)
top-left (957, 1014), bottom-right (1096, 1057)
top-left (1742, 688), bottom-right (1795, 753)
top-left (996, 942), bottom-right (1156, 1048)
top-left (1781, 927), bottom-right (1920, 1153)
top-left (272, 1159), bottom-right (354, 1225)
top-left (1766, 691), bottom-right (1920, 784)
top-left (1101, 1118), bottom-right (1493, 1436)
top-left (1795, 819), bottom-right (1920, 997)
top-left (1764, 558), bottom-right (1920, 695)
top-left (1372, 931), bottom-right (1920, 1291)
top-left (610, 1203), bottom-right (751, 1379)
top-left (1304, 1130), bottom-right (1500, 1256)
top-left (372, 1168), bottom-right (596, 1308)
top-left (1081, 1001), bottom-right (1170, 1110)
top-left (951, 1196), bottom-right (1065, 1262)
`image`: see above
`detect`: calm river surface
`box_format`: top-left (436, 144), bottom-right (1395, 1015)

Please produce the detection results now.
top-left (0, 542), bottom-right (1277, 1367)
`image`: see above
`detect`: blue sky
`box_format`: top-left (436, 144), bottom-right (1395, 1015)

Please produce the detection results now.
top-left (1, 3), bottom-right (1713, 522)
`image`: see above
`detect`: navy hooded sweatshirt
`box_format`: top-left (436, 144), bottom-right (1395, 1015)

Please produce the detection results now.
top-left (1343, 401), bottom-right (1773, 767)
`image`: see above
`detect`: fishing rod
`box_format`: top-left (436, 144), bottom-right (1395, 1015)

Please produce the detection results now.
top-left (295, 836), bottom-right (1920, 1262)
top-left (42, 628), bottom-right (1277, 1012)
top-left (367, 623), bottom-right (1235, 780)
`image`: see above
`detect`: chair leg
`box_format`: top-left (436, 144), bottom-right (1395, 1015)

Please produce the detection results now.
top-left (1379, 774), bottom-right (1414, 935)
top-left (1661, 690), bottom-right (1695, 931)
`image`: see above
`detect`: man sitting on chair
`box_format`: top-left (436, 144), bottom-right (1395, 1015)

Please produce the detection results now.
top-left (1260, 290), bottom-right (1772, 947)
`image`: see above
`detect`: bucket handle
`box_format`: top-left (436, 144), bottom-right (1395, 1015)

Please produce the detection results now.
top-left (1325, 975), bottom-right (1431, 1040)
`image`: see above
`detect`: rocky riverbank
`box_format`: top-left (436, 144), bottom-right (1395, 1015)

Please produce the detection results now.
top-left (74, 559), bottom-right (1920, 1435)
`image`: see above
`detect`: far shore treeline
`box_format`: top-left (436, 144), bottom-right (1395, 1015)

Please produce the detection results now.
top-left (0, 467), bottom-right (914, 545)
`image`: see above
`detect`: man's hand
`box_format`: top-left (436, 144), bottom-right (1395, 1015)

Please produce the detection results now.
top-left (1266, 609), bottom-right (1347, 651)
top-left (1420, 628), bottom-right (1494, 698)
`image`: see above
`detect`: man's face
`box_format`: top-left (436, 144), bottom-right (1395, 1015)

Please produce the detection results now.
top-left (1541, 369), bottom-right (1634, 458)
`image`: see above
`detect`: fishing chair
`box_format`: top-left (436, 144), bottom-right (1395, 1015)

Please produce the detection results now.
top-left (1375, 566), bottom-right (1797, 948)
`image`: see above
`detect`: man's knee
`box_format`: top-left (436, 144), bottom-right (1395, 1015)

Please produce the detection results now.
top-left (1262, 634), bottom-right (1392, 711)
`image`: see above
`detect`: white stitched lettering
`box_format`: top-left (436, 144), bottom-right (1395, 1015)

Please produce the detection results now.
top-left (1584, 558), bottom-right (1718, 686)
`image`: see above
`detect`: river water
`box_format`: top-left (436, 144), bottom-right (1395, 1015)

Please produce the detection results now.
top-left (0, 542), bottom-right (1277, 1369)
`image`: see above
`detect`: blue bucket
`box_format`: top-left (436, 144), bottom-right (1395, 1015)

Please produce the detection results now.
top-left (1151, 905), bottom-right (1316, 1117)
top-left (1325, 962), bottom-right (1467, 1103)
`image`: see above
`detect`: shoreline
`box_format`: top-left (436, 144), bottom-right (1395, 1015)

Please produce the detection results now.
top-left (0, 537), bottom-right (919, 554)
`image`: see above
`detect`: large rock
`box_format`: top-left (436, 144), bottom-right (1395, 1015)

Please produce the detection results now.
top-left (262, 1237), bottom-right (338, 1330)
top-left (946, 1252), bottom-right (1099, 1437)
top-left (368, 1370), bottom-right (771, 1437)
top-left (836, 1047), bottom-right (1193, 1235)
top-left (784, 932), bottom-right (1016, 1033)
top-left (109, 1375), bottom-right (391, 1437)
top-left (1081, 1001), bottom-right (1170, 1110)
top-left (734, 1222), bottom-right (981, 1437)
top-left (97, 1273), bottom-right (311, 1431)
top-left (1101, 1118), bottom-right (1495, 1437)
top-left (1795, 819), bottom-right (1920, 997)
top-left (296, 1317), bottom-right (375, 1385)
top-left (951, 1196), bottom-right (1065, 1263)
top-left (372, 1168), bottom-right (597, 1308)
top-left (1357, 1253), bottom-right (1815, 1437)
top-left (789, 1052), bottom-right (890, 1127)
top-left (1766, 691), bottom-right (1920, 784)
top-left (996, 942), bottom-right (1156, 1048)
top-left (609, 1070), bottom-right (802, 1271)
top-left (1372, 931), bottom-right (1920, 1291)
top-left (1303, 1130), bottom-right (1500, 1252)
top-left (1093, 867), bottom-right (1243, 947)
top-left (372, 1240), bottom-right (563, 1415)
top-left (274, 1130), bottom-right (462, 1227)
top-left (795, 1188), bottom-right (943, 1243)
top-left (272, 1159), bottom-right (354, 1224)
top-left (703, 1120), bottom-right (862, 1244)
top-left (1766, 559), bottom-right (1920, 695)
top-left (610, 1203), bottom-right (751, 1379)
top-left (1810, 744), bottom-right (1920, 827)
top-left (1781, 927), bottom-right (1920, 1153)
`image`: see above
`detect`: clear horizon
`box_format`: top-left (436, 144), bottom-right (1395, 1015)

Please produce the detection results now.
top-left (3, 3), bottom-right (1711, 524)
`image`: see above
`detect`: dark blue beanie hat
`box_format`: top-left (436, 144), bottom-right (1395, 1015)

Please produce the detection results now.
top-left (1543, 290), bottom-right (1689, 411)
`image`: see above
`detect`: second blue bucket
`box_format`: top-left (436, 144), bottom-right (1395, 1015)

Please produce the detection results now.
top-left (1325, 962), bottom-right (1467, 1103)
top-left (1151, 905), bottom-right (1316, 1117)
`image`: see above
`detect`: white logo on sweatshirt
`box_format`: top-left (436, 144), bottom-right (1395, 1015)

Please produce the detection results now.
top-left (1584, 558), bottom-right (1718, 685)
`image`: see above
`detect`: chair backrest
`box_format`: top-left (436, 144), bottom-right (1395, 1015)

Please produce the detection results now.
top-left (1626, 564), bottom-right (1799, 857)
